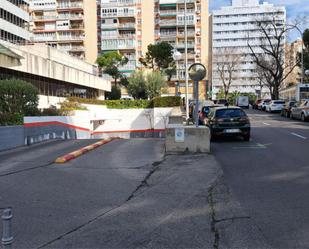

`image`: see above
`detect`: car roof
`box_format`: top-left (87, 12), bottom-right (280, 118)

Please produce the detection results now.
top-left (213, 106), bottom-right (242, 111)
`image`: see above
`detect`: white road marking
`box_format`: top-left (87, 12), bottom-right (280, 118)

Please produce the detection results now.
top-left (291, 133), bottom-right (307, 140)
top-left (263, 122), bottom-right (271, 126)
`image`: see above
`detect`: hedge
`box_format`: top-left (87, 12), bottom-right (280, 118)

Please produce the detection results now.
top-left (67, 96), bottom-right (181, 109)
top-left (0, 113), bottom-right (23, 126)
top-left (150, 96), bottom-right (181, 108)
top-left (0, 79), bottom-right (39, 116)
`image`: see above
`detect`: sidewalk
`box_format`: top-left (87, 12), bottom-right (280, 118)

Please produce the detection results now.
top-left (45, 153), bottom-right (270, 249)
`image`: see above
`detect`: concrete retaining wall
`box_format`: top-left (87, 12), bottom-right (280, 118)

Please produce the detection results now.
top-left (0, 126), bottom-right (25, 151)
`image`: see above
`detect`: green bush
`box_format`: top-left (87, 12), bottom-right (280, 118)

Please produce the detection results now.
top-left (0, 113), bottom-right (23, 126)
top-left (106, 85), bottom-right (121, 100)
top-left (0, 79), bottom-right (39, 116)
top-left (40, 108), bottom-right (62, 116)
top-left (66, 96), bottom-right (181, 109)
top-left (150, 96), bottom-right (181, 108)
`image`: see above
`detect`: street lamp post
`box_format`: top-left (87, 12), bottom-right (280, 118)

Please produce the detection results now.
top-left (295, 26), bottom-right (305, 84)
top-left (184, 0), bottom-right (189, 123)
top-left (173, 49), bottom-right (182, 96)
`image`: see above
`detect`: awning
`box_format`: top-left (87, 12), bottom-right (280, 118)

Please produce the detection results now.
top-left (0, 43), bottom-right (24, 59)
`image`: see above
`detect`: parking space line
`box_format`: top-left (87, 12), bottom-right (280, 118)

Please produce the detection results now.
top-left (291, 133), bottom-right (307, 140)
top-left (263, 122), bottom-right (271, 126)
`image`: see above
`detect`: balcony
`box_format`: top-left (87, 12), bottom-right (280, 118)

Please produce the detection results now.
top-left (32, 16), bottom-right (57, 21)
top-left (118, 23), bottom-right (136, 29)
top-left (159, 10), bottom-right (177, 16)
top-left (33, 36), bottom-right (57, 41)
top-left (177, 42), bottom-right (195, 49)
top-left (177, 19), bottom-right (195, 26)
top-left (58, 14), bottom-right (84, 20)
top-left (101, 10), bottom-right (135, 18)
top-left (57, 2), bottom-right (83, 9)
top-left (177, 31), bottom-right (195, 37)
top-left (58, 35), bottom-right (84, 41)
top-left (101, 41), bottom-right (136, 50)
top-left (159, 20), bottom-right (177, 27)
top-left (101, 0), bottom-right (136, 7)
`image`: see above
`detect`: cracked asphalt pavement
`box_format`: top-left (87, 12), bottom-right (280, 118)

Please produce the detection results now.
top-left (0, 137), bottom-right (271, 249)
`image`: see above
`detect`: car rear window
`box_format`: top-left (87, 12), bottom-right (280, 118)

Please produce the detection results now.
top-left (215, 109), bottom-right (247, 118)
top-left (273, 101), bottom-right (285, 104)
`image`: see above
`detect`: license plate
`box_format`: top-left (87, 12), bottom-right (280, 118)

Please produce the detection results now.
top-left (224, 129), bottom-right (241, 133)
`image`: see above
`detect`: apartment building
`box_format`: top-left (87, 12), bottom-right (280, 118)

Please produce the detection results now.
top-left (0, 0), bottom-right (31, 42)
top-left (211, 0), bottom-right (286, 99)
top-left (155, 0), bottom-right (209, 98)
top-left (99, 0), bottom-right (154, 76)
top-left (29, 0), bottom-right (97, 64)
top-left (284, 39), bottom-right (303, 87)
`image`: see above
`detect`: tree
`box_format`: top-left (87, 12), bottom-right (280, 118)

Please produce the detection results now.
top-left (127, 70), bottom-right (147, 99)
top-left (96, 51), bottom-right (128, 87)
top-left (105, 85), bottom-right (121, 100)
top-left (146, 71), bottom-right (167, 99)
top-left (139, 42), bottom-right (174, 71)
top-left (213, 48), bottom-right (241, 99)
top-left (247, 16), bottom-right (301, 99)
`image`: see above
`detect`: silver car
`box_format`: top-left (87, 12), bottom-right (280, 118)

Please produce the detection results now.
top-left (290, 99), bottom-right (309, 122)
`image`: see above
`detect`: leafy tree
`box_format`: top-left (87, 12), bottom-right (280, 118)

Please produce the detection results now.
top-left (106, 85), bottom-right (121, 100)
top-left (127, 70), bottom-right (147, 99)
top-left (97, 51), bottom-right (128, 87)
top-left (139, 42), bottom-right (174, 71)
top-left (146, 71), bottom-right (167, 99)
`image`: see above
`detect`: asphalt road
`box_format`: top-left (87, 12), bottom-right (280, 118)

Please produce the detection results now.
top-left (0, 139), bottom-right (165, 248)
top-left (212, 109), bottom-right (309, 248)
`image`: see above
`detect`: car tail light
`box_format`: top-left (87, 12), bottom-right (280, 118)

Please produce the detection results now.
top-left (240, 117), bottom-right (249, 122)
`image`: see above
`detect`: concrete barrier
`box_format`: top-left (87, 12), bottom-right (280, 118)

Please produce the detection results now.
top-left (165, 125), bottom-right (210, 153)
top-left (0, 126), bottom-right (25, 151)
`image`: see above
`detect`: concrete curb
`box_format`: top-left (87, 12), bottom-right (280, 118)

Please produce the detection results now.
top-left (55, 138), bottom-right (118, 163)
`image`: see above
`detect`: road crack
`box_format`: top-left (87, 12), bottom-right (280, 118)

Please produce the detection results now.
top-left (126, 159), bottom-right (164, 201)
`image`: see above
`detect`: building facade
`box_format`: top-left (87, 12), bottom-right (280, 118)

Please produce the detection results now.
top-left (99, 0), bottom-right (154, 77)
top-left (154, 0), bottom-right (209, 98)
top-left (211, 0), bottom-right (286, 99)
top-left (0, 40), bottom-right (110, 108)
top-left (29, 0), bottom-right (97, 64)
top-left (0, 0), bottom-right (31, 42)
top-left (284, 39), bottom-right (303, 87)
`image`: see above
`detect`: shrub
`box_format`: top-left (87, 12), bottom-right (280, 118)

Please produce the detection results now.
top-left (106, 85), bottom-right (121, 100)
top-left (40, 107), bottom-right (62, 116)
top-left (127, 70), bottom-right (147, 99)
top-left (103, 100), bottom-right (150, 109)
top-left (146, 71), bottom-right (167, 99)
top-left (150, 96), bottom-right (181, 108)
top-left (0, 113), bottom-right (23, 126)
top-left (0, 79), bottom-right (39, 116)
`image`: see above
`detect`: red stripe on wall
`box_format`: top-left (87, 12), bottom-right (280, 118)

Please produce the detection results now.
top-left (91, 129), bottom-right (165, 135)
top-left (24, 121), bottom-right (90, 132)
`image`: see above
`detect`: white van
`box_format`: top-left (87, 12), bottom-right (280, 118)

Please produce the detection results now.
top-left (236, 96), bottom-right (249, 109)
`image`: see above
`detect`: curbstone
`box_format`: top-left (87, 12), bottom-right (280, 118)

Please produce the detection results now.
top-left (55, 138), bottom-right (118, 163)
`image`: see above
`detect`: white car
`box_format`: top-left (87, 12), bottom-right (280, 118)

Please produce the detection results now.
top-left (266, 100), bottom-right (285, 113)
top-left (258, 99), bottom-right (271, 111)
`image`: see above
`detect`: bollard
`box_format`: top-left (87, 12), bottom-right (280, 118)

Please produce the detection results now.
top-left (2, 208), bottom-right (13, 249)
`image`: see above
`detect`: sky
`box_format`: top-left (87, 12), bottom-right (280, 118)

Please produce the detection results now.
top-left (209, 0), bottom-right (309, 41)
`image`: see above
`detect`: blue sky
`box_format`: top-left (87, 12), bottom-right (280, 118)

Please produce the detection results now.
top-left (209, 0), bottom-right (309, 41)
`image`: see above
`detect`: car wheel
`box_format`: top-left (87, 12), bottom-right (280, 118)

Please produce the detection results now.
top-left (243, 134), bottom-right (250, 141)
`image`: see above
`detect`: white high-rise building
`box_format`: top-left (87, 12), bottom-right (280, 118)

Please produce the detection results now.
top-left (211, 0), bottom-right (286, 98)
top-left (0, 0), bottom-right (31, 42)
